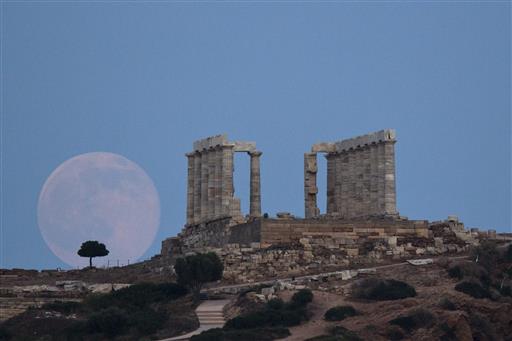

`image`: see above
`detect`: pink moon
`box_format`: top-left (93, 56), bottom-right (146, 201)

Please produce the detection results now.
top-left (37, 152), bottom-right (160, 268)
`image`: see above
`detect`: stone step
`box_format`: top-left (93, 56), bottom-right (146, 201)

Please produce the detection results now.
top-left (197, 312), bottom-right (224, 317)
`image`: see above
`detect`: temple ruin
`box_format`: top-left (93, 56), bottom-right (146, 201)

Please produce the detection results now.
top-left (185, 134), bottom-right (262, 225)
top-left (305, 129), bottom-right (397, 218)
top-left (160, 129), bottom-right (493, 281)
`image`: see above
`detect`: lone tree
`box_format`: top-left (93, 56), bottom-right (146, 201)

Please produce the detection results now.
top-left (77, 240), bottom-right (109, 268)
top-left (174, 252), bottom-right (223, 303)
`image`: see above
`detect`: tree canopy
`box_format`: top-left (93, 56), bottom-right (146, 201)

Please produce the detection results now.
top-left (77, 240), bottom-right (109, 268)
top-left (174, 252), bottom-right (223, 302)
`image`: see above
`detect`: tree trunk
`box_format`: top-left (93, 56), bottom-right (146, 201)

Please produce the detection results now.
top-left (89, 257), bottom-right (92, 268)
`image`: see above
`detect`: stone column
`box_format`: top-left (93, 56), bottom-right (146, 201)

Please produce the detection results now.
top-left (334, 153), bottom-right (343, 215)
top-left (304, 153), bottom-right (319, 218)
top-left (193, 151), bottom-right (202, 223)
top-left (383, 141), bottom-right (397, 215)
top-left (213, 147), bottom-right (222, 219)
top-left (369, 143), bottom-right (379, 215)
top-left (186, 153), bottom-right (195, 225)
top-left (208, 148), bottom-right (216, 220)
top-left (340, 152), bottom-right (350, 218)
top-left (200, 150), bottom-right (209, 221)
top-left (249, 151), bottom-right (262, 217)
top-left (326, 153), bottom-right (336, 215)
top-left (221, 145), bottom-right (235, 216)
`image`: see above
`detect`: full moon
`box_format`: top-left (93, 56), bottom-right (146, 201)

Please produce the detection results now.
top-left (37, 152), bottom-right (160, 267)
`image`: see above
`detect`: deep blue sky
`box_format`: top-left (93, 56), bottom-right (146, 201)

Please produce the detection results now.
top-left (1, 2), bottom-right (510, 269)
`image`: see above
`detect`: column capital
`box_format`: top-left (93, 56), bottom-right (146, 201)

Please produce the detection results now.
top-left (248, 150), bottom-right (262, 157)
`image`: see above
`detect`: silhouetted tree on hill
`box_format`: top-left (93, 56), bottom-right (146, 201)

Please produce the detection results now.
top-left (77, 240), bottom-right (109, 268)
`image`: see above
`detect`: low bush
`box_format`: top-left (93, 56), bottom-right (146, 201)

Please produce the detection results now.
top-left (191, 327), bottom-right (290, 341)
top-left (471, 241), bottom-right (500, 271)
top-left (447, 262), bottom-right (490, 285)
top-left (85, 282), bottom-right (187, 310)
top-left (454, 280), bottom-right (491, 299)
top-left (0, 327), bottom-right (11, 340)
top-left (306, 326), bottom-right (362, 341)
top-left (506, 245), bottom-right (512, 261)
top-left (389, 309), bottom-right (435, 333)
top-left (438, 322), bottom-right (457, 341)
top-left (469, 312), bottom-right (498, 341)
top-left (352, 278), bottom-right (416, 301)
top-left (324, 305), bottom-right (357, 321)
top-left (129, 308), bottom-right (168, 335)
top-left (225, 289), bottom-right (314, 330)
top-left (291, 289), bottom-right (313, 307)
top-left (267, 298), bottom-right (285, 310)
top-left (86, 307), bottom-right (129, 337)
top-left (41, 300), bottom-right (82, 314)
top-left (384, 325), bottom-right (405, 340)
top-left (438, 297), bottom-right (457, 311)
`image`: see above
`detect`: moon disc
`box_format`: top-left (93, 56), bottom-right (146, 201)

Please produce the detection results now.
top-left (37, 152), bottom-right (160, 267)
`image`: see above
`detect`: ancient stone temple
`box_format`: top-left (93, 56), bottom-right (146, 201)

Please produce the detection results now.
top-left (158, 129), bottom-right (493, 283)
top-left (185, 134), bottom-right (262, 225)
top-left (305, 129), bottom-right (397, 219)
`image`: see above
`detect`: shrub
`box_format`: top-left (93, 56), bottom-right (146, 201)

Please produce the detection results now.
top-left (42, 300), bottom-right (82, 314)
top-left (324, 305), bottom-right (357, 321)
top-left (447, 262), bottom-right (490, 285)
top-left (267, 298), bottom-right (285, 310)
top-left (0, 327), bottom-right (11, 340)
top-left (225, 290), bottom-right (314, 330)
top-left (469, 312), bottom-right (498, 341)
top-left (384, 325), bottom-right (405, 340)
top-left (306, 326), bottom-right (362, 341)
top-left (291, 289), bottom-right (314, 306)
top-left (506, 245), bottom-right (512, 261)
top-left (86, 307), bottom-right (129, 337)
top-left (175, 252), bottom-right (224, 303)
top-left (85, 282), bottom-right (187, 310)
top-left (389, 309), bottom-right (435, 333)
top-left (438, 297), bottom-right (457, 311)
top-left (191, 327), bottom-right (290, 341)
top-left (471, 241), bottom-right (500, 271)
top-left (438, 322), bottom-right (457, 341)
top-left (455, 280), bottom-right (491, 299)
top-left (500, 284), bottom-right (511, 297)
top-left (129, 308), bottom-right (168, 335)
top-left (352, 278), bottom-right (416, 301)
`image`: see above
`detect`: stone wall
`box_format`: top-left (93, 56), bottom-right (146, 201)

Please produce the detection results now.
top-left (163, 216), bottom-right (430, 258)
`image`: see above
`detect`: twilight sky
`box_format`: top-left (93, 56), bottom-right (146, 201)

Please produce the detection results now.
top-left (1, 2), bottom-right (510, 269)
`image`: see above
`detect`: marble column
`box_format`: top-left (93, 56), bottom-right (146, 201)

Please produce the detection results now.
top-left (249, 151), bottom-right (262, 217)
top-left (186, 153), bottom-right (195, 225)
top-left (213, 147), bottom-right (222, 219)
top-left (383, 141), bottom-right (397, 215)
top-left (207, 148), bottom-right (216, 220)
top-left (304, 152), bottom-right (319, 218)
top-left (193, 151), bottom-right (202, 223)
top-left (221, 145), bottom-right (234, 216)
top-left (200, 150), bottom-right (209, 221)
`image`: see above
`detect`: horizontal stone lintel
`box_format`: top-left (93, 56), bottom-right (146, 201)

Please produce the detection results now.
top-left (233, 141), bottom-right (257, 152)
top-left (191, 134), bottom-right (257, 152)
top-left (311, 129), bottom-right (396, 154)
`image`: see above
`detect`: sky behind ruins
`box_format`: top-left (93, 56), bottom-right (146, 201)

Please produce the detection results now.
top-left (2, 2), bottom-right (511, 269)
